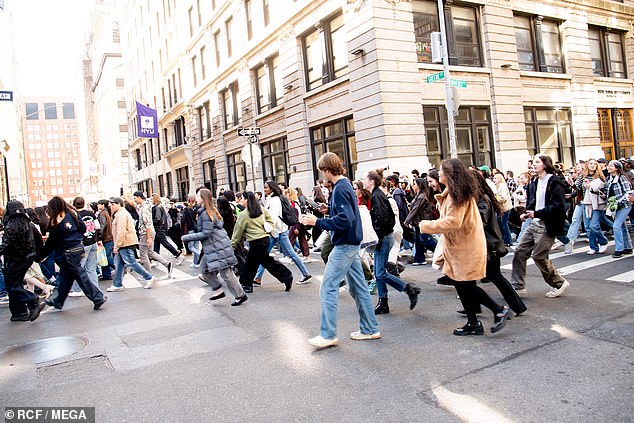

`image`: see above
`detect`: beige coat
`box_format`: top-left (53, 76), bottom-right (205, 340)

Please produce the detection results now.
top-left (112, 207), bottom-right (139, 249)
top-left (419, 188), bottom-right (486, 282)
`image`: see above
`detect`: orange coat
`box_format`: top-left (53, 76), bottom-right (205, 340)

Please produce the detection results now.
top-left (419, 188), bottom-right (486, 282)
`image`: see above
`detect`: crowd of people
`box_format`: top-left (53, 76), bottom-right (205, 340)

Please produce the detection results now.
top-left (1, 152), bottom-right (632, 349)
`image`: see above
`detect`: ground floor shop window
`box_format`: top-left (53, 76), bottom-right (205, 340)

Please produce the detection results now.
top-left (203, 159), bottom-right (218, 196)
top-left (311, 117), bottom-right (357, 181)
top-left (176, 166), bottom-right (190, 201)
top-left (524, 108), bottom-right (574, 167)
top-left (423, 106), bottom-right (494, 169)
top-left (227, 152), bottom-right (246, 193)
top-left (261, 137), bottom-right (289, 186)
top-left (598, 108), bottom-right (634, 161)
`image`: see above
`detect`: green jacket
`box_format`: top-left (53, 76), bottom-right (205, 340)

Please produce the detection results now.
top-left (231, 207), bottom-right (275, 247)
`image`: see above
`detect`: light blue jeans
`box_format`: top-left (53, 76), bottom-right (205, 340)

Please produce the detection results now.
top-left (255, 231), bottom-right (310, 279)
top-left (113, 247), bottom-right (153, 287)
top-left (565, 204), bottom-right (584, 242)
top-left (71, 243), bottom-right (100, 293)
top-left (187, 240), bottom-right (201, 265)
top-left (516, 218), bottom-right (533, 245)
top-left (613, 205), bottom-right (633, 252)
top-left (375, 233), bottom-right (407, 299)
top-left (320, 244), bottom-right (379, 340)
top-left (584, 207), bottom-right (608, 252)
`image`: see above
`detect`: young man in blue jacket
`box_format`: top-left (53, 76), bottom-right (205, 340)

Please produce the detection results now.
top-left (302, 153), bottom-right (380, 348)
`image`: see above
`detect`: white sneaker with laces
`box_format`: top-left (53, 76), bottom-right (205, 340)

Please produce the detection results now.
top-left (279, 257), bottom-right (293, 264)
top-left (545, 279), bottom-right (569, 298)
top-left (587, 249), bottom-right (597, 255)
top-left (598, 244), bottom-right (608, 254)
top-left (106, 285), bottom-right (125, 292)
top-left (143, 277), bottom-right (156, 289)
top-left (68, 291), bottom-right (85, 297)
top-left (350, 331), bottom-right (381, 340)
top-left (308, 335), bottom-right (338, 349)
top-left (551, 240), bottom-right (564, 250)
top-left (564, 240), bottom-right (574, 254)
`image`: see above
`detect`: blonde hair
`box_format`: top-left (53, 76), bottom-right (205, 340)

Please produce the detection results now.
top-left (287, 187), bottom-right (298, 202)
top-left (199, 188), bottom-right (222, 220)
top-left (583, 159), bottom-right (606, 181)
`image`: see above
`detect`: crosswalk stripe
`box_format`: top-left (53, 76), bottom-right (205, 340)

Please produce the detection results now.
top-left (501, 241), bottom-right (616, 270)
top-left (121, 266), bottom-right (192, 289)
top-left (557, 256), bottom-right (618, 276)
top-left (607, 270), bottom-right (634, 283)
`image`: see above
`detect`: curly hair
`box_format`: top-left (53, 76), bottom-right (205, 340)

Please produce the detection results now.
top-left (440, 158), bottom-right (479, 207)
top-left (471, 170), bottom-right (504, 215)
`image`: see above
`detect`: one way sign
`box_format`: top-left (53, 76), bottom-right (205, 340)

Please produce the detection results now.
top-left (0, 91), bottom-right (13, 101)
top-left (237, 127), bottom-right (261, 137)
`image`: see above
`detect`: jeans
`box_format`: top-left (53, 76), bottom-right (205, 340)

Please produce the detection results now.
top-left (0, 266), bottom-right (5, 293)
top-left (516, 218), bottom-right (532, 245)
top-left (139, 232), bottom-right (169, 272)
top-left (565, 204), bottom-right (584, 243)
top-left (255, 231), bottom-right (310, 279)
top-left (71, 243), bottom-right (100, 292)
top-left (498, 210), bottom-right (513, 245)
top-left (39, 253), bottom-right (56, 282)
top-left (153, 228), bottom-right (180, 256)
top-left (613, 205), bottom-right (633, 252)
top-left (187, 240), bottom-right (201, 265)
top-left (414, 227), bottom-right (437, 263)
top-left (50, 246), bottom-right (105, 309)
top-left (320, 244), bottom-right (379, 340)
top-left (583, 207), bottom-right (608, 252)
top-left (101, 240), bottom-right (115, 279)
top-left (4, 259), bottom-right (38, 317)
top-left (375, 233), bottom-right (407, 299)
top-left (113, 247), bottom-right (153, 287)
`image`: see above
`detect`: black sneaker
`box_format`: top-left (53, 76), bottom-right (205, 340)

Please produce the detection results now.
top-left (613, 251), bottom-right (624, 258)
top-left (623, 248), bottom-right (633, 255)
top-left (93, 296), bottom-right (108, 310)
top-left (45, 299), bottom-right (62, 310)
top-left (29, 300), bottom-right (47, 321)
top-left (10, 313), bottom-right (30, 322)
top-left (166, 262), bottom-right (174, 276)
top-left (241, 285), bottom-right (254, 294)
top-left (298, 275), bottom-right (312, 285)
top-left (231, 294), bottom-right (248, 306)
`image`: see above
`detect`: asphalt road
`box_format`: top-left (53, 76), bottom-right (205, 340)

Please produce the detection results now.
top-left (1, 240), bottom-right (632, 423)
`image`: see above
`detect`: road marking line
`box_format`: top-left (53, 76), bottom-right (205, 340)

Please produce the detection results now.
top-left (606, 270), bottom-right (634, 283)
top-left (501, 241), bottom-right (615, 270)
top-left (557, 255), bottom-right (618, 276)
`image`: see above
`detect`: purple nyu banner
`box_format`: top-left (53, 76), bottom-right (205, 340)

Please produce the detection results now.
top-left (136, 101), bottom-right (158, 138)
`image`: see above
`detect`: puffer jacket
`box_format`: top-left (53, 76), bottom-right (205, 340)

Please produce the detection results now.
top-left (182, 206), bottom-right (237, 273)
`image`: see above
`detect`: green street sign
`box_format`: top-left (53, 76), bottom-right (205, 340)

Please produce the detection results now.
top-left (450, 79), bottom-right (467, 88)
top-left (425, 71), bottom-right (445, 83)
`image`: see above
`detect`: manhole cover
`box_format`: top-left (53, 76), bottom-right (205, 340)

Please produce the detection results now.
top-left (0, 336), bottom-right (88, 365)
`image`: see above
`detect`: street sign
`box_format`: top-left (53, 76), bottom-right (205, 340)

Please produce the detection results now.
top-left (237, 127), bottom-right (261, 137)
top-left (425, 71), bottom-right (445, 83)
top-left (0, 91), bottom-right (13, 101)
top-left (248, 135), bottom-right (259, 144)
top-left (450, 79), bottom-right (467, 88)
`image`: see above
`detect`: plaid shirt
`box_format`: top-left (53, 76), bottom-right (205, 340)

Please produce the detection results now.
top-left (605, 174), bottom-right (633, 209)
top-left (506, 177), bottom-right (517, 200)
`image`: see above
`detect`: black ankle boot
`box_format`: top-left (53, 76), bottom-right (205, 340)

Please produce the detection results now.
top-left (404, 284), bottom-right (421, 310)
top-left (453, 321), bottom-right (484, 336)
top-left (374, 297), bottom-right (390, 314)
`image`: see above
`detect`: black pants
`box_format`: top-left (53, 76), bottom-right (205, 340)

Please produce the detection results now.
top-left (50, 246), bottom-right (105, 309)
top-left (487, 256), bottom-right (527, 315)
top-left (453, 279), bottom-right (503, 323)
top-left (239, 236), bottom-right (292, 289)
top-left (167, 226), bottom-right (184, 251)
top-left (5, 259), bottom-right (38, 317)
top-left (153, 227), bottom-right (180, 256)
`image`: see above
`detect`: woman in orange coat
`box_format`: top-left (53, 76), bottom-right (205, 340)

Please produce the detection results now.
top-left (419, 159), bottom-right (510, 336)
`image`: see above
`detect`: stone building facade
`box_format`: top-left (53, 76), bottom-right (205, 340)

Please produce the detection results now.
top-left (121, 0), bottom-right (634, 199)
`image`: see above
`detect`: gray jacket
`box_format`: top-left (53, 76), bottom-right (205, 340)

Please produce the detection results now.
top-left (181, 207), bottom-right (237, 272)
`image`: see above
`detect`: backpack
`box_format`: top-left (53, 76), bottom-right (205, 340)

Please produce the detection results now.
top-left (279, 196), bottom-right (298, 226)
top-left (164, 209), bottom-right (173, 230)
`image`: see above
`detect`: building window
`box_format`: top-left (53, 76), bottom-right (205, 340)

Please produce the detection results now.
top-left (44, 103), bottom-right (57, 119)
top-left (598, 108), bottom-right (633, 161)
top-left (524, 108), bottom-right (574, 167)
top-left (188, 6), bottom-right (194, 37)
top-left (25, 103), bottom-right (38, 120)
top-left (221, 82), bottom-right (239, 129)
top-left (62, 103), bottom-right (75, 119)
top-left (116, 78), bottom-right (125, 87)
top-left (176, 166), bottom-right (190, 201)
top-left (113, 23), bottom-right (120, 43)
top-left (311, 117), bottom-right (357, 181)
top-left (227, 152), bottom-right (246, 193)
top-left (200, 46), bottom-right (206, 80)
top-left (263, 0), bottom-right (269, 26)
top-left (589, 27), bottom-right (626, 78)
top-left (192, 55), bottom-right (198, 86)
top-left (245, 0), bottom-right (253, 40)
top-left (214, 30), bottom-right (221, 66)
top-left (166, 171), bottom-right (173, 197)
top-left (254, 54), bottom-right (283, 114)
top-left (135, 148), bottom-right (142, 170)
top-left (423, 106), bottom-right (494, 169)
top-left (302, 12), bottom-right (348, 91)
top-left (197, 0), bottom-right (202, 26)
top-left (225, 17), bottom-right (233, 58)
top-left (203, 159), bottom-right (218, 195)
top-left (158, 174), bottom-right (165, 197)
top-left (413, 1), bottom-right (482, 67)
top-left (514, 15), bottom-right (563, 73)
top-left (262, 138), bottom-right (289, 186)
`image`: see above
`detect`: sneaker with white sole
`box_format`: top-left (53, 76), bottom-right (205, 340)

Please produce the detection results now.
top-left (350, 331), bottom-right (381, 340)
top-left (587, 249), bottom-right (597, 255)
top-left (297, 275), bottom-right (312, 284)
top-left (279, 257), bottom-right (293, 264)
top-left (513, 285), bottom-right (527, 295)
top-left (545, 279), bottom-right (569, 298)
top-left (598, 244), bottom-right (608, 254)
top-left (551, 240), bottom-right (564, 250)
top-left (106, 285), bottom-right (125, 292)
top-left (143, 277), bottom-right (156, 289)
top-left (176, 255), bottom-right (185, 265)
top-left (302, 256), bottom-right (316, 263)
top-left (564, 240), bottom-right (574, 254)
top-left (308, 335), bottom-right (338, 349)
top-left (68, 291), bottom-right (85, 297)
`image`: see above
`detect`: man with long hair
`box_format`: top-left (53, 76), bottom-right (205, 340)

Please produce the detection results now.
top-left (511, 155), bottom-right (569, 298)
top-left (302, 152), bottom-right (380, 348)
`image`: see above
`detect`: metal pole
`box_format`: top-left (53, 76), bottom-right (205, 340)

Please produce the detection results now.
top-left (249, 137), bottom-right (257, 191)
top-left (3, 155), bottom-right (10, 201)
top-left (438, 0), bottom-right (457, 158)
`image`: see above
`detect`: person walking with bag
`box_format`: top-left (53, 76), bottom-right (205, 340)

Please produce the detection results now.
top-left (182, 189), bottom-right (246, 305)
top-left (404, 178), bottom-right (438, 266)
top-left (151, 193), bottom-right (183, 263)
top-left (97, 200), bottom-right (115, 280)
top-left (605, 160), bottom-right (633, 257)
top-left (133, 191), bottom-right (174, 276)
top-left (419, 159), bottom-right (510, 336)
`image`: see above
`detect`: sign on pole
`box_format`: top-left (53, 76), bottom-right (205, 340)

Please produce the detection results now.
top-left (425, 71), bottom-right (445, 84)
top-left (449, 79), bottom-right (467, 88)
top-left (237, 127), bottom-right (261, 137)
top-left (0, 91), bottom-right (13, 101)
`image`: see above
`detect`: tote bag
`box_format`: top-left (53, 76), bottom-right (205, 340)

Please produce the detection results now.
top-left (359, 206), bottom-right (378, 249)
top-left (96, 242), bottom-right (109, 267)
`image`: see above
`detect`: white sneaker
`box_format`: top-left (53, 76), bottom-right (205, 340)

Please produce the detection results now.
top-left (106, 285), bottom-right (125, 292)
top-left (545, 279), bottom-right (569, 298)
top-left (302, 256), bottom-right (316, 263)
top-left (350, 331), bottom-right (381, 340)
top-left (190, 263), bottom-right (201, 268)
top-left (598, 244), bottom-right (608, 254)
top-left (143, 277), bottom-right (156, 289)
top-left (398, 249), bottom-right (412, 257)
top-left (176, 255), bottom-right (185, 265)
top-left (308, 335), bottom-right (338, 349)
top-left (551, 240), bottom-right (564, 250)
top-left (68, 291), bottom-right (85, 297)
top-left (586, 249), bottom-right (597, 255)
top-left (564, 240), bottom-right (574, 254)
top-left (279, 257), bottom-right (293, 264)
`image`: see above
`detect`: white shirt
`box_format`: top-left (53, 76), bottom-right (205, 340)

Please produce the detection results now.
top-left (534, 173), bottom-right (552, 220)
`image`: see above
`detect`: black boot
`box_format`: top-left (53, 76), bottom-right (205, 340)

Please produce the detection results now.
top-left (374, 297), bottom-right (390, 315)
top-left (404, 283), bottom-right (421, 310)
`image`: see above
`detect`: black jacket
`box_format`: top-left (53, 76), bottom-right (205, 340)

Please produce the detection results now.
top-left (370, 187), bottom-right (395, 239)
top-left (404, 192), bottom-right (436, 227)
top-left (526, 174), bottom-right (566, 237)
top-left (478, 195), bottom-right (507, 259)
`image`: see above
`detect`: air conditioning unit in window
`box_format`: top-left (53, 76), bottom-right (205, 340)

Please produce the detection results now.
top-left (431, 32), bottom-right (443, 64)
